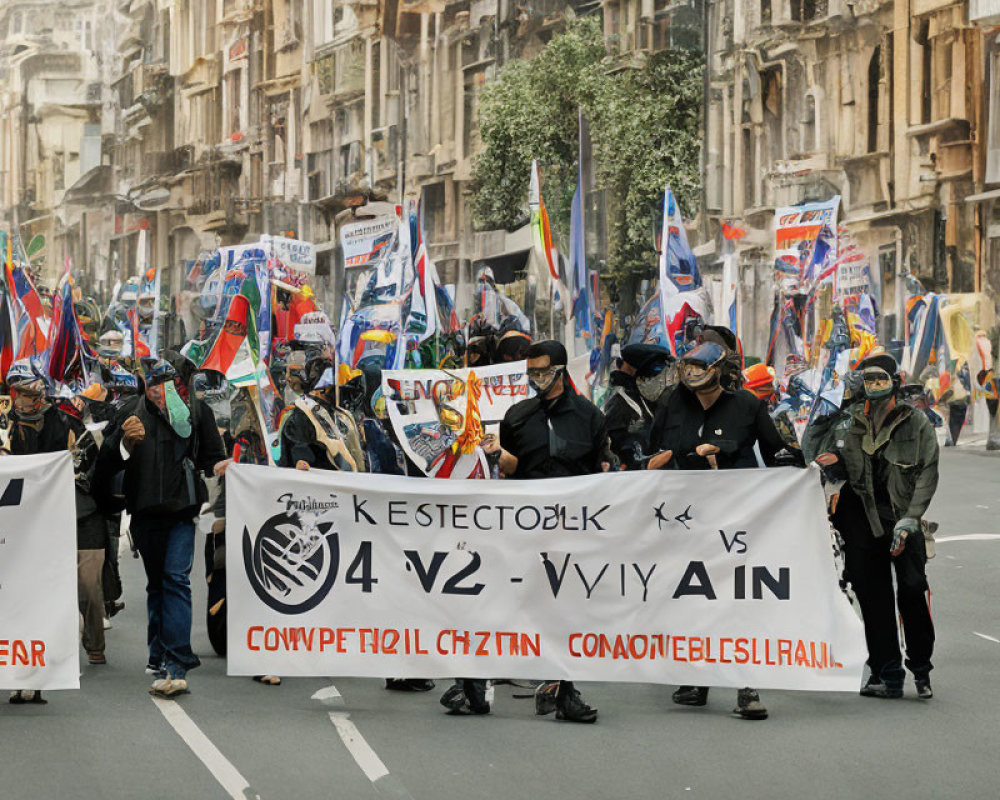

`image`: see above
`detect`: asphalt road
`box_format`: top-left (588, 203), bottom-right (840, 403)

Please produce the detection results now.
top-left (2, 447), bottom-right (997, 800)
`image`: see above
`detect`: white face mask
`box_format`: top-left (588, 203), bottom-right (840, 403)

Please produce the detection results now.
top-left (637, 367), bottom-right (673, 403)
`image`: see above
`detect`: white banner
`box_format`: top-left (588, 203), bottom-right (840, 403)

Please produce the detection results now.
top-left (381, 363), bottom-right (530, 479)
top-left (226, 465), bottom-right (866, 691)
top-left (0, 453), bottom-right (79, 690)
top-left (341, 217), bottom-right (397, 269)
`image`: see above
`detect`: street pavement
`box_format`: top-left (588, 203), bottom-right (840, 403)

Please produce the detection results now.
top-left (1, 446), bottom-right (997, 800)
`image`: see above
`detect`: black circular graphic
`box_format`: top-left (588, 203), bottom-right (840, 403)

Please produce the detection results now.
top-left (242, 511), bottom-right (339, 614)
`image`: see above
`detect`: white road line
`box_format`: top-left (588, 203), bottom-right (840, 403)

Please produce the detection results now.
top-left (937, 534), bottom-right (1000, 543)
top-left (329, 711), bottom-right (390, 783)
top-left (151, 696), bottom-right (260, 800)
top-left (973, 632), bottom-right (1000, 644)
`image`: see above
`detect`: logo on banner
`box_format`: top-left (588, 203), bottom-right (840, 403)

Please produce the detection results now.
top-left (242, 511), bottom-right (339, 614)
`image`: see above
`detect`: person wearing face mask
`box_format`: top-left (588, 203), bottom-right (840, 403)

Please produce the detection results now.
top-left (476, 340), bottom-right (605, 723)
top-left (277, 356), bottom-right (365, 472)
top-left (95, 358), bottom-right (229, 698)
top-left (811, 353), bottom-right (939, 700)
top-left (604, 344), bottom-right (674, 470)
top-left (646, 338), bottom-right (799, 721)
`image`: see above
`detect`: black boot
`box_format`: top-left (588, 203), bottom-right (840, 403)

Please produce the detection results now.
top-left (672, 685), bottom-right (709, 706)
top-left (555, 681), bottom-right (597, 723)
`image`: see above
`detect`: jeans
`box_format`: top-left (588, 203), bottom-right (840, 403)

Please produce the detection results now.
top-left (133, 518), bottom-right (201, 679)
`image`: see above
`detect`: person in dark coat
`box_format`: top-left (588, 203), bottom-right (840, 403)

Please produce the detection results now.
top-left (96, 357), bottom-right (228, 697)
top-left (604, 344), bottom-right (673, 469)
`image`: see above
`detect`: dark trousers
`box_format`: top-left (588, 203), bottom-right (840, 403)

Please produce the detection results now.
top-left (834, 491), bottom-right (934, 685)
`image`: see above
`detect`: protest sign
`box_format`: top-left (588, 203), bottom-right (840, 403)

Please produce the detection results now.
top-left (381, 363), bottom-right (530, 479)
top-left (226, 464), bottom-right (866, 691)
top-left (0, 452), bottom-right (79, 690)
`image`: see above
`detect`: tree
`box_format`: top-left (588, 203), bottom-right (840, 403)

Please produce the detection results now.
top-left (471, 18), bottom-right (704, 283)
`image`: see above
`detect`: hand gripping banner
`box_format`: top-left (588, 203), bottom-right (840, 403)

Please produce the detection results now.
top-left (0, 452), bottom-right (79, 690)
top-left (226, 465), bottom-right (866, 691)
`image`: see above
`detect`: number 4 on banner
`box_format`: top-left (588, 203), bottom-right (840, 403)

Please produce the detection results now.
top-left (345, 542), bottom-right (377, 592)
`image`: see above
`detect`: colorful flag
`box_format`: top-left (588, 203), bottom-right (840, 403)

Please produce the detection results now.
top-left (201, 294), bottom-right (258, 375)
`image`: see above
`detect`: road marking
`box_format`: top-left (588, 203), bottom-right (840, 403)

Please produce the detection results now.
top-left (151, 696), bottom-right (261, 800)
top-left (311, 684), bottom-right (344, 705)
top-left (329, 711), bottom-right (390, 782)
top-left (323, 686), bottom-right (415, 799)
top-left (937, 534), bottom-right (1000, 543)
top-left (973, 632), bottom-right (1000, 644)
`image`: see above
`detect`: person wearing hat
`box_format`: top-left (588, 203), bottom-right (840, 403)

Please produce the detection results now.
top-left (646, 334), bottom-right (800, 720)
top-left (95, 357), bottom-right (228, 698)
top-left (604, 344), bottom-right (674, 470)
top-left (812, 352), bottom-right (939, 700)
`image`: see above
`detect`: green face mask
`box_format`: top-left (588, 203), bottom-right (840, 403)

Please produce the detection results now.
top-left (164, 381), bottom-right (192, 438)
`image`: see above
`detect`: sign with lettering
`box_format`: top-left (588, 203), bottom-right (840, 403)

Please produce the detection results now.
top-left (382, 363), bottom-right (531, 479)
top-left (0, 453), bottom-right (78, 690)
top-left (226, 464), bottom-right (866, 691)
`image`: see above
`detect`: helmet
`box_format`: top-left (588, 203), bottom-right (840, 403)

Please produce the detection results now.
top-left (140, 357), bottom-right (178, 387)
top-left (743, 363), bottom-right (776, 400)
top-left (677, 342), bottom-right (727, 391)
top-left (7, 359), bottom-right (47, 420)
top-left (106, 364), bottom-right (140, 395)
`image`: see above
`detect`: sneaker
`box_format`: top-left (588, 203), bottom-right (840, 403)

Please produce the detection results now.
top-left (145, 662), bottom-right (165, 678)
top-left (150, 676), bottom-right (189, 698)
top-left (534, 681), bottom-right (560, 716)
top-left (733, 688), bottom-right (768, 720)
top-left (87, 651), bottom-right (107, 665)
top-left (384, 678), bottom-right (436, 692)
top-left (439, 680), bottom-right (490, 715)
top-left (102, 617), bottom-right (112, 631)
top-left (860, 678), bottom-right (903, 699)
top-left (672, 685), bottom-right (709, 706)
top-left (915, 676), bottom-right (933, 699)
top-left (555, 686), bottom-right (598, 723)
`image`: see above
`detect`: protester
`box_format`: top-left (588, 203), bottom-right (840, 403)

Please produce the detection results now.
top-left (604, 343), bottom-right (673, 469)
top-left (810, 353), bottom-right (939, 699)
top-left (647, 336), bottom-right (800, 720)
top-left (4, 360), bottom-right (110, 700)
top-left (472, 339), bottom-right (606, 723)
top-left (277, 355), bottom-right (365, 472)
top-left (96, 357), bottom-right (228, 698)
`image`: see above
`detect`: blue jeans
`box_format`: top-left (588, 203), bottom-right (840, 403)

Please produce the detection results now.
top-left (134, 519), bottom-right (201, 679)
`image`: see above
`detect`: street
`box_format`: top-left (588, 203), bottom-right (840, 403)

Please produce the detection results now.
top-left (1, 446), bottom-right (997, 800)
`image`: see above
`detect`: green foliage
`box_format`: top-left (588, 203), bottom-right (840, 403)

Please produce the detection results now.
top-left (471, 18), bottom-right (704, 281)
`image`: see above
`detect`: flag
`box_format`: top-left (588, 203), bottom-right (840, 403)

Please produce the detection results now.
top-left (143, 267), bottom-right (162, 358)
top-left (570, 109), bottom-right (591, 338)
top-left (657, 188), bottom-right (707, 355)
top-left (0, 282), bottom-right (18, 378)
top-left (404, 198), bottom-right (439, 345)
top-left (46, 280), bottom-right (86, 382)
top-left (722, 222), bottom-right (747, 240)
top-left (201, 294), bottom-right (257, 375)
top-left (128, 309), bottom-right (150, 360)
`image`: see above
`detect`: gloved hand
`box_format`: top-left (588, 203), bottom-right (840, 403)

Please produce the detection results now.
top-left (891, 517), bottom-right (921, 556)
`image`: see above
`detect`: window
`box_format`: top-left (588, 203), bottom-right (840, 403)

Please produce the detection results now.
top-left (802, 92), bottom-right (816, 154)
top-left (761, 0), bottom-right (771, 24)
top-left (11, 11), bottom-right (22, 34)
top-left (868, 47), bottom-right (880, 152)
top-left (987, 46), bottom-right (1000, 184)
top-left (916, 20), bottom-right (931, 125)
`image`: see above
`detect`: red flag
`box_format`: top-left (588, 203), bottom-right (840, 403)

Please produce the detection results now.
top-left (201, 294), bottom-right (251, 374)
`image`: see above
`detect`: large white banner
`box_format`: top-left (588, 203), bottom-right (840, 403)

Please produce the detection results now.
top-left (226, 465), bottom-right (866, 691)
top-left (381, 363), bottom-right (530, 479)
top-left (0, 452), bottom-right (79, 690)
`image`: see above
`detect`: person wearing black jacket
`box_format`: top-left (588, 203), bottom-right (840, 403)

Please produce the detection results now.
top-left (604, 344), bottom-right (673, 469)
top-left (647, 340), bottom-right (801, 720)
top-left (96, 358), bottom-right (228, 698)
top-left (7, 359), bottom-right (99, 704)
top-left (475, 340), bottom-right (605, 723)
